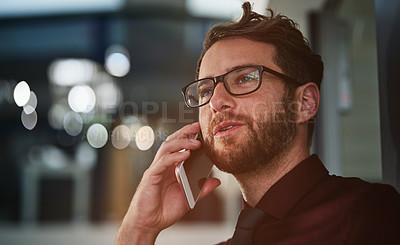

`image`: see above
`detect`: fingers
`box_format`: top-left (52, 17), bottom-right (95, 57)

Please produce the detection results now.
top-left (152, 139), bottom-right (200, 170)
top-left (157, 137), bottom-right (201, 157)
top-left (153, 123), bottom-right (201, 162)
top-left (149, 123), bottom-right (201, 173)
top-left (165, 122), bottom-right (200, 142)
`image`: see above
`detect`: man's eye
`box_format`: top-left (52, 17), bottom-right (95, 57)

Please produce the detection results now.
top-left (198, 87), bottom-right (213, 98)
top-left (238, 72), bottom-right (258, 84)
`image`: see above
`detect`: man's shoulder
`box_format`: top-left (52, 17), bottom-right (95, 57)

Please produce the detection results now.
top-left (308, 173), bottom-right (400, 213)
top-left (351, 180), bottom-right (400, 212)
top-left (323, 175), bottom-right (400, 224)
top-left (316, 175), bottom-right (400, 243)
top-left (336, 179), bottom-right (400, 243)
top-left (326, 174), bottom-right (400, 200)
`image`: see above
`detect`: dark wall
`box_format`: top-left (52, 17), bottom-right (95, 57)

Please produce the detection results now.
top-left (375, 0), bottom-right (400, 192)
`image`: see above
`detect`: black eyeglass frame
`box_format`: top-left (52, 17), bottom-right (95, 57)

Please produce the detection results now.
top-left (181, 65), bottom-right (302, 108)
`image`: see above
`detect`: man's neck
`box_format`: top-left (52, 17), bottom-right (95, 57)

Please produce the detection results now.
top-left (234, 144), bottom-right (310, 207)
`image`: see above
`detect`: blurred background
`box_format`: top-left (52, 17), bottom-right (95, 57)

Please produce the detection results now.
top-left (0, 0), bottom-right (397, 244)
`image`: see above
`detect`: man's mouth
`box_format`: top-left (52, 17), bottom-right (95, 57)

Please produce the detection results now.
top-left (213, 121), bottom-right (245, 136)
top-left (220, 126), bottom-right (233, 131)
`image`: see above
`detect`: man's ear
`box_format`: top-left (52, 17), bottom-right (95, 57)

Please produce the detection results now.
top-left (295, 82), bottom-right (320, 123)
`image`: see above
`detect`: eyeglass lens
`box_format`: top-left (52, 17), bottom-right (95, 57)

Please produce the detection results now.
top-left (184, 66), bottom-right (261, 107)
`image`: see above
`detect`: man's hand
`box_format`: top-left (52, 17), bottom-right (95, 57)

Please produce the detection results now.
top-left (116, 122), bottom-right (221, 244)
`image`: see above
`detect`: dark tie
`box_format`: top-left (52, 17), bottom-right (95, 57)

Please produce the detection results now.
top-left (230, 208), bottom-right (267, 245)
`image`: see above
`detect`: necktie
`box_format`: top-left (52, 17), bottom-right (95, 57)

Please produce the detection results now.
top-left (230, 208), bottom-right (267, 245)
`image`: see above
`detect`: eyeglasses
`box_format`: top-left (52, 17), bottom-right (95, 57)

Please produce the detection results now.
top-left (181, 65), bottom-right (302, 108)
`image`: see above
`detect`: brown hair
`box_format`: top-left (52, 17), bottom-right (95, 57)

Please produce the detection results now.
top-left (196, 2), bottom-right (323, 146)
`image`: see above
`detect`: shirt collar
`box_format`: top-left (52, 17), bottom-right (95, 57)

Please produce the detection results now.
top-left (247, 154), bottom-right (328, 219)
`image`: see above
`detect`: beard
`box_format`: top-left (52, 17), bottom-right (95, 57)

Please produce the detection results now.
top-left (203, 93), bottom-right (297, 176)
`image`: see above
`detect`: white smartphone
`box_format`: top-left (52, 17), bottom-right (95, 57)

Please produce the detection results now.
top-left (177, 133), bottom-right (214, 209)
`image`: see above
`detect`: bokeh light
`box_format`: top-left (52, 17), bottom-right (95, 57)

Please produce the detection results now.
top-left (105, 45), bottom-right (130, 77)
top-left (21, 109), bottom-right (37, 130)
top-left (80, 110), bottom-right (95, 124)
top-left (96, 81), bottom-right (122, 110)
top-left (23, 91), bottom-right (37, 114)
top-left (63, 111), bottom-right (83, 136)
top-left (186, 0), bottom-right (242, 19)
top-left (0, 80), bottom-right (14, 104)
top-left (111, 125), bottom-right (131, 149)
top-left (126, 116), bottom-right (142, 149)
top-left (75, 142), bottom-right (97, 170)
top-left (13, 81), bottom-right (31, 107)
top-left (135, 125), bottom-right (155, 151)
top-left (48, 59), bottom-right (97, 86)
top-left (34, 145), bottom-right (68, 169)
top-left (68, 85), bottom-right (96, 113)
top-left (48, 103), bottom-right (70, 130)
top-left (87, 123), bottom-right (108, 148)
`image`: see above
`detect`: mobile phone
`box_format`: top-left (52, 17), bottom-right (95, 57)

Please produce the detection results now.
top-left (177, 133), bottom-right (214, 209)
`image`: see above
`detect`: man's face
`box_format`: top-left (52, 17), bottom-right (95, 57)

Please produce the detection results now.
top-left (198, 37), bottom-right (297, 175)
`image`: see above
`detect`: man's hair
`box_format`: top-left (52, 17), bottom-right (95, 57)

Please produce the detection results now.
top-left (195, 2), bottom-right (323, 147)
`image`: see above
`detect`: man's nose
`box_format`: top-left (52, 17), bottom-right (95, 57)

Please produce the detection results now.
top-left (209, 82), bottom-right (236, 112)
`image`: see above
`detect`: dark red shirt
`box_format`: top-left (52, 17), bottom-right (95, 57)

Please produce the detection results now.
top-left (218, 154), bottom-right (400, 244)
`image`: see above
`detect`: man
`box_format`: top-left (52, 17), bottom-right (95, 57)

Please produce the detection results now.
top-left (116, 2), bottom-right (400, 244)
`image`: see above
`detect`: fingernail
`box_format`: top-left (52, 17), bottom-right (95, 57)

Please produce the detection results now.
top-left (190, 139), bottom-right (199, 144)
